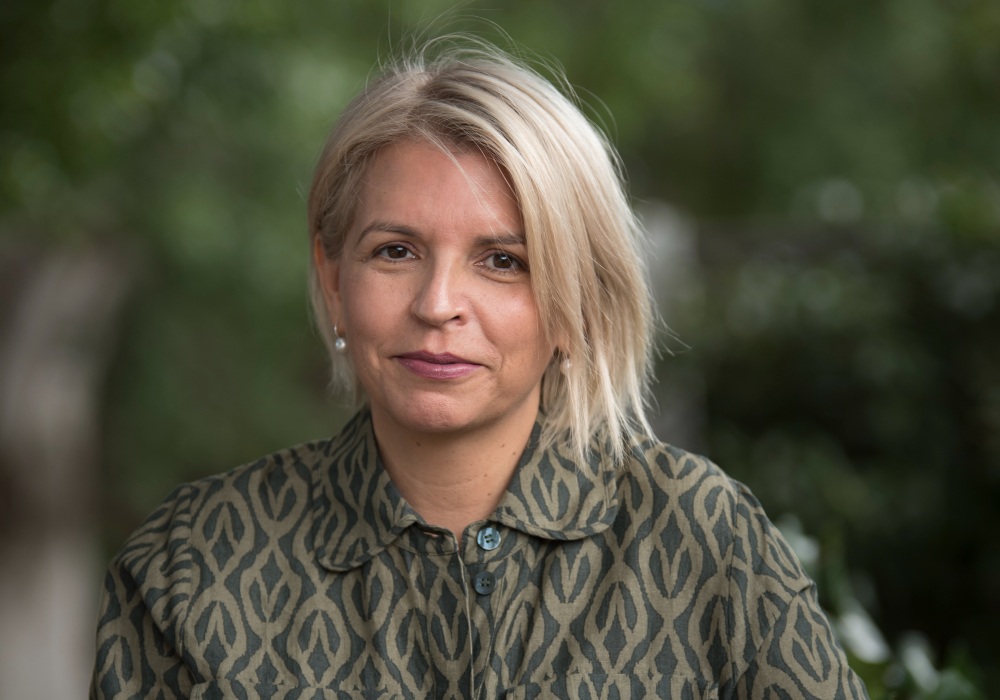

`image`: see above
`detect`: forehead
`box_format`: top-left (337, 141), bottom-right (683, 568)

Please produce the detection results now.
top-left (354, 139), bottom-right (522, 231)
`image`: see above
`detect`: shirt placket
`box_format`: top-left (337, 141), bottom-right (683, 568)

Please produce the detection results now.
top-left (462, 521), bottom-right (511, 700)
top-left (401, 526), bottom-right (475, 700)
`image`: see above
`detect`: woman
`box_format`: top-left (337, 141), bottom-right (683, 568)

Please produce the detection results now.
top-left (92, 39), bottom-right (868, 699)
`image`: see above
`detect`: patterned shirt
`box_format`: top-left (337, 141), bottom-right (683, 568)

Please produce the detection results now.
top-left (92, 411), bottom-right (868, 699)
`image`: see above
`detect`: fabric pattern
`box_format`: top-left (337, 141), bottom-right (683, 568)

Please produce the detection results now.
top-left (91, 411), bottom-right (868, 699)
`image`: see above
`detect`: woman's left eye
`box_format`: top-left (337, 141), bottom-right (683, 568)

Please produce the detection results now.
top-left (484, 251), bottom-right (525, 273)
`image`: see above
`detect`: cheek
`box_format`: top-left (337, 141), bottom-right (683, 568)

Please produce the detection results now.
top-left (343, 309), bottom-right (382, 360)
top-left (340, 269), bottom-right (376, 326)
top-left (339, 273), bottom-right (405, 358)
top-left (338, 274), bottom-right (374, 352)
top-left (485, 294), bottom-right (551, 361)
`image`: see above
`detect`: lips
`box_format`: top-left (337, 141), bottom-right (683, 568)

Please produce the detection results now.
top-left (395, 351), bottom-right (482, 380)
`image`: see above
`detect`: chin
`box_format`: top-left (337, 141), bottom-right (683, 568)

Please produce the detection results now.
top-left (379, 396), bottom-right (490, 437)
top-left (400, 409), bottom-right (479, 435)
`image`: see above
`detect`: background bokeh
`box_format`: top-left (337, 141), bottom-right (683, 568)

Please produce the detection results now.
top-left (1, 1), bottom-right (997, 697)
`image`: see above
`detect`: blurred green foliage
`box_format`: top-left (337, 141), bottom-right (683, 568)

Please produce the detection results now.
top-left (2, 0), bottom-right (997, 695)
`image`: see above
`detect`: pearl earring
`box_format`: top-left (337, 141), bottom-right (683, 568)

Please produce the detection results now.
top-left (333, 323), bottom-right (347, 353)
top-left (560, 357), bottom-right (572, 375)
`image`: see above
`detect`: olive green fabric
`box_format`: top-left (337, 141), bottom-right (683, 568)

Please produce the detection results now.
top-left (91, 411), bottom-right (868, 699)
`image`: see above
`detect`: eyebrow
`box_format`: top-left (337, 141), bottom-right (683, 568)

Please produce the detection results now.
top-left (358, 220), bottom-right (526, 247)
top-left (358, 220), bottom-right (418, 239)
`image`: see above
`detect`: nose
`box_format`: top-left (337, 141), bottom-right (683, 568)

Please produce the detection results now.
top-left (410, 260), bottom-right (468, 326)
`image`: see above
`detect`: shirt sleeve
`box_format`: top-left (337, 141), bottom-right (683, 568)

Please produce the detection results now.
top-left (90, 486), bottom-right (198, 699)
top-left (726, 482), bottom-right (869, 699)
top-left (90, 558), bottom-right (194, 699)
top-left (733, 583), bottom-right (869, 698)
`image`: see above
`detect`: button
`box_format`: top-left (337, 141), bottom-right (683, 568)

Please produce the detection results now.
top-left (473, 571), bottom-right (496, 595)
top-left (477, 526), bottom-right (501, 551)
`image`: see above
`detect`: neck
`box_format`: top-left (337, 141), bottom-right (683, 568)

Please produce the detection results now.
top-left (371, 409), bottom-right (538, 539)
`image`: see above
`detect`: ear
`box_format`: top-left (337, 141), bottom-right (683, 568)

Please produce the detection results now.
top-left (551, 326), bottom-right (570, 360)
top-left (313, 235), bottom-right (342, 321)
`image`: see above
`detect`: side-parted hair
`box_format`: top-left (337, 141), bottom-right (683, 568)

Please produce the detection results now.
top-left (308, 36), bottom-right (654, 465)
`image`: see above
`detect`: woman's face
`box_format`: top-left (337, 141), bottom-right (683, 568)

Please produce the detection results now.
top-left (316, 139), bottom-right (556, 441)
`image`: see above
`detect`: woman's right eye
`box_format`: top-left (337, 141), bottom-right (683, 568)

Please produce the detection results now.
top-left (376, 244), bottom-right (413, 260)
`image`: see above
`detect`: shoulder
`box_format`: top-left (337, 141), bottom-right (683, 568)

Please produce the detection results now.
top-left (621, 436), bottom-right (810, 595)
top-left (110, 439), bottom-right (331, 601)
top-left (108, 409), bottom-right (375, 592)
top-left (619, 437), bottom-right (824, 677)
top-left (619, 436), bottom-right (742, 531)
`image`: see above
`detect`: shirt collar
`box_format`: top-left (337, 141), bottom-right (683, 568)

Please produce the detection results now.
top-left (312, 411), bottom-right (621, 572)
top-left (491, 422), bottom-right (620, 540)
top-left (312, 411), bottom-right (421, 572)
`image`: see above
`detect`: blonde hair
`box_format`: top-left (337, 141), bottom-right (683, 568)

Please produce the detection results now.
top-left (308, 37), bottom-right (654, 465)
